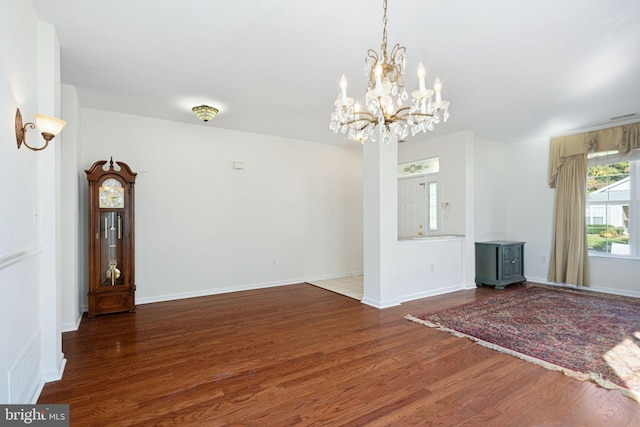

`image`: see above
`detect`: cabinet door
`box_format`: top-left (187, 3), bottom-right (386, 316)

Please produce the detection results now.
top-left (502, 246), bottom-right (521, 279)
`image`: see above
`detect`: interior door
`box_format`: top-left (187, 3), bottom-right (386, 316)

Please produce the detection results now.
top-left (398, 176), bottom-right (426, 237)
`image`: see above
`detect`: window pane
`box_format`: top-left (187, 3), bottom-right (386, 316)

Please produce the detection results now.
top-left (586, 156), bottom-right (632, 256)
top-left (586, 203), bottom-right (629, 254)
top-left (587, 162), bottom-right (629, 197)
top-left (428, 182), bottom-right (438, 231)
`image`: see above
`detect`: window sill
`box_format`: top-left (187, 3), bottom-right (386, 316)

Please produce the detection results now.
top-left (588, 253), bottom-right (640, 262)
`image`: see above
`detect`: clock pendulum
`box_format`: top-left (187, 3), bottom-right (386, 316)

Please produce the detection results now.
top-left (105, 212), bottom-right (121, 286)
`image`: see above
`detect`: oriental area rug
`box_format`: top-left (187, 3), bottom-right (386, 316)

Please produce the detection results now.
top-left (406, 286), bottom-right (640, 401)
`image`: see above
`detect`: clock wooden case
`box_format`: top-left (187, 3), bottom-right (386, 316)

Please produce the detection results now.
top-left (86, 158), bottom-right (137, 317)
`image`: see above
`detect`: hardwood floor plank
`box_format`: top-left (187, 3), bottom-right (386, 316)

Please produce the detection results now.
top-left (38, 283), bottom-right (638, 426)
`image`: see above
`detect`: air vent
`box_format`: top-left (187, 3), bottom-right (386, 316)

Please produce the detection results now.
top-left (610, 113), bottom-right (638, 121)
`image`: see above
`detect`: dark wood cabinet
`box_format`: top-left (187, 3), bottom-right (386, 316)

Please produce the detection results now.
top-left (86, 158), bottom-right (137, 317)
top-left (475, 241), bottom-right (526, 290)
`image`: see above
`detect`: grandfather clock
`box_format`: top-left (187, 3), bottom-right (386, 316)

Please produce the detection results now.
top-left (86, 158), bottom-right (137, 317)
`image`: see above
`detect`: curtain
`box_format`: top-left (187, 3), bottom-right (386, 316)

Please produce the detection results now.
top-left (549, 154), bottom-right (589, 285)
top-left (547, 122), bottom-right (639, 286)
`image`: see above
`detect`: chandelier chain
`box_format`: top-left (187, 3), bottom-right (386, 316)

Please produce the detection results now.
top-left (381, 0), bottom-right (388, 55)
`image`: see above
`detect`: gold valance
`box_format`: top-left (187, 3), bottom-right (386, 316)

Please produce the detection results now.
top-left (548, 122), bottom-right (640, 188)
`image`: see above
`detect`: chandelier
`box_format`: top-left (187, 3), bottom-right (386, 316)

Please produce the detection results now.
top-left (329, 0), bottom-right (450, 144)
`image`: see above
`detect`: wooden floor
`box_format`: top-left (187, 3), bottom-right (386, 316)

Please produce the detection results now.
top-left (39, 283), bottom-right (639, 426)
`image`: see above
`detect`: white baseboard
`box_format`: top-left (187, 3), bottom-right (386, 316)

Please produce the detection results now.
top-left (29, 380), bottom-right (45, 404)
top-left (61, 312), bottom-right (83, 333)
top-left (361, 296), bottom-right (401, 309)
top-left (527, 275), bottom-right (640, 298)
top-left (400, 284), bottom-right (465, 303)
top-left (41, 355), bottom-right (66, 383)
top-left (136, 271), bottom-right (363, 306)
top-left (34, 356), bottom-right (66, 404)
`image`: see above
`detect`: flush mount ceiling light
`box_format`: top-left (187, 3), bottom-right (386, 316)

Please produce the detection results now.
top-left (192, 105), bottom-right (219, 122)
top-left (330, 0), bottom-right (450, 144)
top-left (15, 108), bottom-right (67, 151)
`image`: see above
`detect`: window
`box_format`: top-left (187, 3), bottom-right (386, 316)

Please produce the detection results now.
top-left (586, 150), bottom-right (640, 257)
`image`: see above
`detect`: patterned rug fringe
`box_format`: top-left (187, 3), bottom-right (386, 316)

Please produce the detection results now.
top-left (404, 314), bottom-right (640, 402)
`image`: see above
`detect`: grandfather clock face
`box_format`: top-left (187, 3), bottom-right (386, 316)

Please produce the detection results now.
top-left (99, 178), bottom-right (125, 209)
top-left (98, 178), bottom-right (124, 287)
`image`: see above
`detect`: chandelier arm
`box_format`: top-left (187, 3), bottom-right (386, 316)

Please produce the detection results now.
top-left (354, 111), bottom-right (377, 121)
top-left (366, 49), bottom-right (380, 88)
top-left (351, 121), bottom-right (374, 133)
top-left (357, 123), bottom-right (371, 132)
top-left (389, 44), bottom-right (406, 58)
top-left (392, 107), bottom-right (436, 120)
top-left (388, 44), bottom-right (407, 85)
top-left (366, 49), bottom-right (380, 61)
top-left (393, 107), bottom-right (413, 119)
top-left (343, 117), bottom-right (376, 127)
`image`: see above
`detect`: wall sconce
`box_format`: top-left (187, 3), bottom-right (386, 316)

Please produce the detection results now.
top-left (15, 108), bottom-right (67, 151)
top-left (192, 105), bottom-right (218, 122)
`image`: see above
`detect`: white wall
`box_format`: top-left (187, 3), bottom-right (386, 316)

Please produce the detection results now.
top-left (0, 0), bottom-right (63, 403)
top-left (474, 136), bottom-right (509, 242)
top-left (398, 238), bottom-right (464, 301)
top-left (504, 138), bottom-right (555, 284)
top-left (77, 108), bottom-right (363, 305)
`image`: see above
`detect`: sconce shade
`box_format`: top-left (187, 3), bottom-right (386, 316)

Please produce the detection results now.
top-left (35, 114), bottom-right (67, 138)
top-left (192, 105), bottom-right (219, 122)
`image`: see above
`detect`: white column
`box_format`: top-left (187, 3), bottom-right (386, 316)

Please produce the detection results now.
top-left (361, 131), bottom-right (400, 308)
top-left (38, 22), bottom-right (66, 383)
top-left (463, 135), bottom-right (476, 288)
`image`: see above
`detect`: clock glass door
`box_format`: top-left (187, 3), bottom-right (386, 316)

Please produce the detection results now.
top-left (99, 211), bottom-right (124, 287)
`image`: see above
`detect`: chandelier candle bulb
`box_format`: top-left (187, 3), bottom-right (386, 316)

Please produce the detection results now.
top-left (434, 78), bottom-right (442, 104)
top-left (375, 63), bottom-right (383, 89)
top-left (340, 75), bottom-right (348, 104)
top-left (417, 63), bottom-right (426, 92)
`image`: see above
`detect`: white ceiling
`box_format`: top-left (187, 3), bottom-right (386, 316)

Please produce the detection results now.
top-left (31, 0), bottom-right (640, 147)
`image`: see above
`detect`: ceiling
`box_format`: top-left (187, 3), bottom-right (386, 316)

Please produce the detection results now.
top-left (31, 0), bottom-right (640, 147)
